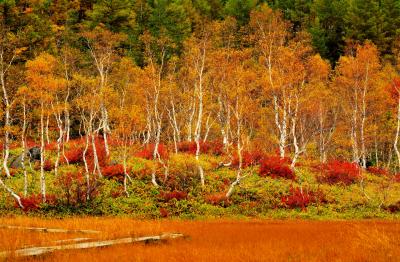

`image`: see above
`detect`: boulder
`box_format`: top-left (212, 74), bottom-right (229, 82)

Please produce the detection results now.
top-left (28, 147), bottom-right (41, 161)
top-left (10, 154), bottom-right (24, 169)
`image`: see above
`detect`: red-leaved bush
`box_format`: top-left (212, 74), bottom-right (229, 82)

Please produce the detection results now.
top-left (259, 156), bottom-right (295, 180)
top-left (177, 140), bottom-right (224, 155)
top-left (160, 190), bottom-right (188, 202)
top-left (102, 164), bottom-right (126, 181)
top-left (16, 194), bottom-right (57, 212)
top-left (135, 143), bottom-right (168, 160)
top-left (232, 150), bottom-right (265, 168)
top-left (44, 142), bottom-right (58, 151)
top-left (55, 171), bottom-right (101, 206)
top-left (61, 137), bottom-right (109, 169)
top-left (159, 207), bottom-right (169, 217)
top-left (281, 186), bottom-right (326, 210)
top-left (43, 160), bottom-right (54, 171)
top-left (367, 167), bottom-right (389, 176)
top-left (205, 193), bottom-right (231, 207)
top-left (316, 160), bottom-right (360, 185)
top-left (385, 201), bottom-right (400, 213)
top-left (63, 147), bottom-right (83, 164)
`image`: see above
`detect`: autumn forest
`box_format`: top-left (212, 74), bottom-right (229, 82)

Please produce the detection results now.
top-left (0, 0), bottom-right (400, 214)
top-left (1, 0), bottom-right (400, 261)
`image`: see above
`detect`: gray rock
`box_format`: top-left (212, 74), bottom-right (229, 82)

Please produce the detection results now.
top-left (9, 147), bottom-right (42, 169)
top-left (10, 154), bottom-right (24, 168)
top-left (28, 147), bottom-right (41, 161)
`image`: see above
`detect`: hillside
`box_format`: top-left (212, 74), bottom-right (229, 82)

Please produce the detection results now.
top-left (1, 138), bottom-right (399, 218)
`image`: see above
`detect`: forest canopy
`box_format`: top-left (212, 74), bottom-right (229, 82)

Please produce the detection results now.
top-left (1, 0), bottom-right (400, 213)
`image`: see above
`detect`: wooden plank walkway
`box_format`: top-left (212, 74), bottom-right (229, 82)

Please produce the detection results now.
top-left (0, 232), bottom-right (185, 258)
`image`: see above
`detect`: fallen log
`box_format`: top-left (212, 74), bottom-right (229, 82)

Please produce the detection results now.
top-left (0, 225), bottom-right (100, 234)
top-left (21, 238), bottom-right (93, 249)
top-left (53, 238), bottom-right (93, 244)
top-left (0, 232), bottom-right (185, 258)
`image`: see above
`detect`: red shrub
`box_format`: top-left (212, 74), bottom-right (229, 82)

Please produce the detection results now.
top-left (55, 172), bottom-right (94, 205)
top-left (232, 150), bottom-right (265, 168)
top-left (25, 140), bottom-right (38, 148)
top-left (63, 147), bottom-right (83, 164)
top-left (177, 140), bottom-right (224, 156)
top-left (43, 160), bottom-right (54, 171)
top-left (259, 156), bottom-right (295, 180)
top-left (385, 201), bottom-right (400, 213)
top-left (9, 168), bottom-right (17, 176)
top-left (159, 207), bottom-right (169, 218)
top-left (205, 193), bottom-right (231, 207)
top-left (111, 186), bottom-right (124, 198)
top-left (202, 140), bottom-right (224, 155)
top-left (316, 160), bottom-right (360, 185)
top-left (367, 167), bottom-right (389, 176)
top-left (135, 143), bottom-right (168, 160)
top-left (108, 137), bottom-right (124, 147)
top-left (394, 174), bottom-right (400, 183)
top-left (160, 190), bottom-right (188, 202)
top-left (281, 186), bottom-right (326, 210)
top-left (177, 141), bottom-right (197, 154)
top-left (45, 142), bottom-right (58, 151)
top-left (61, 137), bottom-right (109, 169)
top-left (17, 195), bottom-right (40, 212)
top-left (87, 138), bottom-right (108, 169)
top-left (16, 194), bottom-right (57, 212)
top-left (102, 164), bottom-right (126, 181)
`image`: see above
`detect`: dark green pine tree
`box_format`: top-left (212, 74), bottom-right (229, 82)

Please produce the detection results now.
top-left (344, 0), bottom-right (383, 49)
top-left (309, 0), bottom-right (347, 63)
top-left (264, 0), bottom-right (312, 30)
top-left (380, 0), bottom-right (400, 59)
top-left (86, 0), bottom-right (135, 32)
top-left (147, 0), bottom-right (192, 57)
top-left (223, 0), bottom-right (257, 26)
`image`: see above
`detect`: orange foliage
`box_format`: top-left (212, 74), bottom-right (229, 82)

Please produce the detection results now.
top-left (0, 218), bottom-right (399, 262)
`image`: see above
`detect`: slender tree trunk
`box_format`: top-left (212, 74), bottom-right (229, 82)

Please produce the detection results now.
top-left (0, 177), bottom-right (23, 208)
top-left (101, 107), bottom-right (110, 157)
top-left (291, 95), bottom-right (301, 169)
top-left (203, 113), bottom-right (213, 142)
top-left (1, 72), bottom-right (10, 178)
top-left (226, 101), bottom-right (243, 198)
top-left (194, 43), bottom-right (206, 187)
top-left (45, 114), bottom-right (50, 145)
top-left (351, 85), bottom-right (360, 163)
top-left (91, 133), bottom-right (102, 177)
top-left (40, 103), bottom-right (46, 203)
top-left (273, 96), bottom-right (287, 158)
top-left (360, 65), bottom-right (369, 168)
top-left (22, 99), bottom-right (27, 196)
top-left (186, 99), bottom-right (196, 142)
top-left (53, 110), bottom-right (63, 177)
top-left (151, 119), bottom-right (161, 187)
top-left (122, 137), bottom-right (130, 197)
top-left (394, 96), bottom-right (400, 169)
top-left (195, 88), bottom-right (204, 186)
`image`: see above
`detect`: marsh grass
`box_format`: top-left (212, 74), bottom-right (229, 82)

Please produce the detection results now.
top-left (0, 217), bottom-right (398, 261)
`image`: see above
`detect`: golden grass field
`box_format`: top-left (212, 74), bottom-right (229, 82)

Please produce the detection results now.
top-left (0, 217), bottom-right (399, 261)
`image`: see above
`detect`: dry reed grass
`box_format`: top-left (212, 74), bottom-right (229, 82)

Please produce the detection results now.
top-left (0, 217), bottom-right (398, 262)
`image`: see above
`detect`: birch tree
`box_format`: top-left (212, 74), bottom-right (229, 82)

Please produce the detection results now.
top-left (181, 32), bottom-right (211, 187)
top-left (0, 26), bottom-right (26, 178)
top-left (26, 53), bottom-right (62, 202)
top-left (249, 5), bottom-right (292, 158)
top-left (81, 26), bottom-right (126, 157)
top-left (334, 43), bottom-right (380, 167)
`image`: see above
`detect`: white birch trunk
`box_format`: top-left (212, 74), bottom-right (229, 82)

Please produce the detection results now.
top-left (40, 103), bottom-right (46, 203)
